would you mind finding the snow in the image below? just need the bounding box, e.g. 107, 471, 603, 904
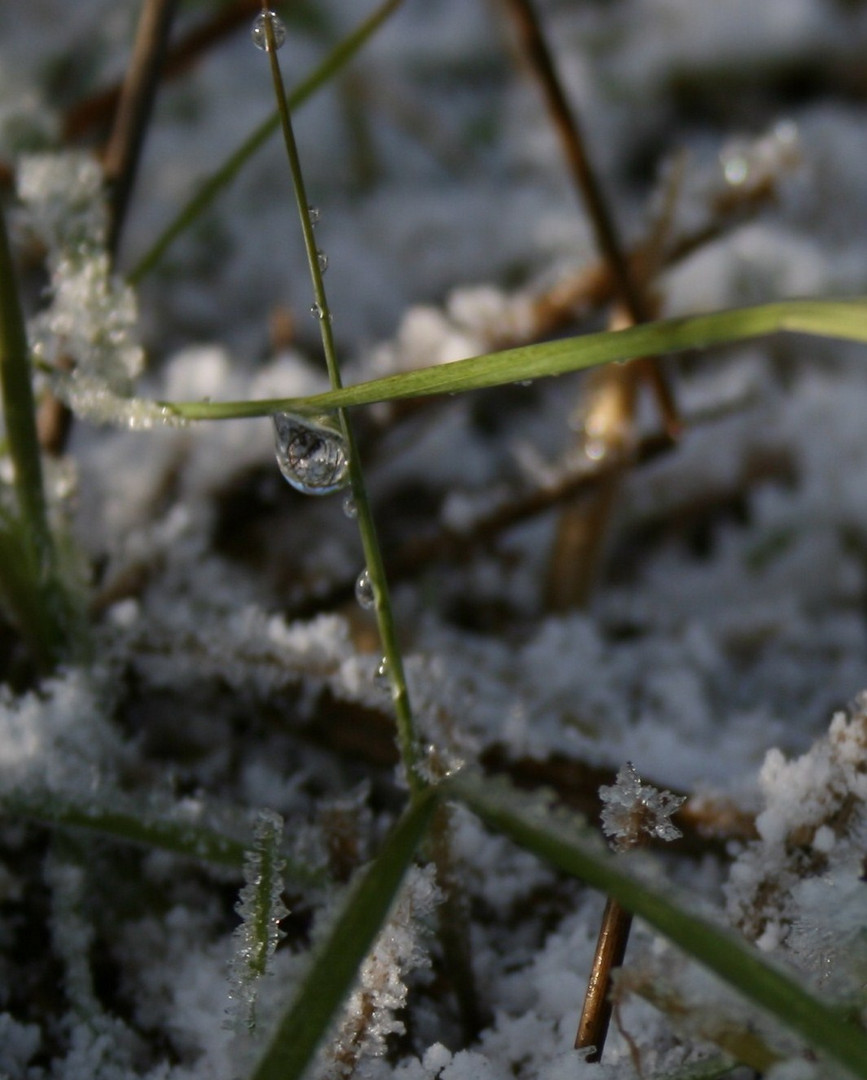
3, 0, 867, 1076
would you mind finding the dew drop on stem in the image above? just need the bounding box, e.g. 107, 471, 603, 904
317, 250, 328, 274
342, 493, 357, 519
355, 568, 375, 610
251, 11, 286, 51
308, 205, 321, 225
273, 413, 349, 495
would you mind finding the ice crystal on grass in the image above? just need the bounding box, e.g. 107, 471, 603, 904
17, 151, 107, 252
228, 809, 289, 1032
324, 865, 440, 1078
600, 763, 686, 852
51, 372, 188, 430
17, 152, 146, 423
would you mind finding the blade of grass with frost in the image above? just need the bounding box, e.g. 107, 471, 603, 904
163, 297, 867, 420
250, 788, 437, 1080
127, 0, 407, 284
3, 786, 322, 882
448, 772, 867, 1079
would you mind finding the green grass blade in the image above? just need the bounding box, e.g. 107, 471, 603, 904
0, 202, 75, 669
127, 0, 406, 284
447, 771, 867, 1078
162, 297, 867, 421
250, 789, 438, 1080
3, 785, 323, 883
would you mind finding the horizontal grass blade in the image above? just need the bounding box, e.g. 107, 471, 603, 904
250, 789, 438, 1080
128, 0, 406, 284
162, 297, 867, 421
4, 787, 321, 882
447, 771, 867, 1078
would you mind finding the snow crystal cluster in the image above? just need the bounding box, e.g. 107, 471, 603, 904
599, 762, 686, 851
726, 699, 867, 1003
16, 152, 180, 429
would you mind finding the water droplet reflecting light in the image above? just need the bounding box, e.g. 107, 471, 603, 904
355, 568, 375, 610
273, 413, 349, 495
251, 11, 286, 51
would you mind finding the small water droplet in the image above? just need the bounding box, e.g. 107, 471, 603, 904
515, 379, 533, 388
251, 11, 286, 51
342, 493, 357, 519
310, 302, 323, 319
308, 205, 321, 225
375, 656, 389, 685
273, 412, 349, 495
355, 568, 375, 610
722, 154, 749, 186
317, 250, 328, 273
583, 436, 607, 462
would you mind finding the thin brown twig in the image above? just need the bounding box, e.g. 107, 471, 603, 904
63, 0, 262, 142
497, 0, 680, 438
575, 898, 633, 1059
102, 0, 180, 259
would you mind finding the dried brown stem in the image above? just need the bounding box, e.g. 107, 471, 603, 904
102, 0, 179, 259
497, 0, 679, 438
63, 0, 262, 142
575, 897, 633, 1059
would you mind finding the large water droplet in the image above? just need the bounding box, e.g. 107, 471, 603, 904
273, 413, 349, 495
355, 568, 375, 610
251, 11, 286, 51
316, 250, 328, 274
308, 205, 321, 225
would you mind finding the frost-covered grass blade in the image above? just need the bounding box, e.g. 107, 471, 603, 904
2, 785, 322, 882
250, 789, 437, 1080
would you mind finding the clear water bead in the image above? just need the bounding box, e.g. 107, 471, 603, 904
308, 205, 321, 225
251, 11, 286, 51
355, 568, 375, 610
273, 412, 349, 495
317, 250, 328, 273
342, 493, 357, 519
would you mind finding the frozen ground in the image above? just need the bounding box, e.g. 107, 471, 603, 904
2, 1, 867, 1077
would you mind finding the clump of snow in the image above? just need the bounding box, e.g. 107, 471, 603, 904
725, 699, 867, 1000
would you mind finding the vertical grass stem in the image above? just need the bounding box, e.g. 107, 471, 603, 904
0, 199, 70, 668
261, 8, 423, 798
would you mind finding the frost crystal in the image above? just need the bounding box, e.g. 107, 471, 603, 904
17, 151, 147, 422
326, 865, 440, 1074
599, 762, 686, 851
228, 809, 289, 1032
